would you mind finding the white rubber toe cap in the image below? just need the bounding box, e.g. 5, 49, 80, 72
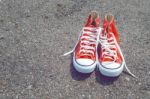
102, 62, 121, 69
99, 62, 124, 77
76, 59, 94, 66
73, 58, 96, 73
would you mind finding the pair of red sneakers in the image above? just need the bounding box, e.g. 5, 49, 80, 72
63, 11, 136, 78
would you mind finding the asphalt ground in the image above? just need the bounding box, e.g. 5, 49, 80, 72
0, 0, 150, 99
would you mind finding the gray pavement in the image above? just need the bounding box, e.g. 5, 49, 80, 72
0, 0, 150, 99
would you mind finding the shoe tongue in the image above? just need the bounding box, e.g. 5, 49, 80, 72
103, 26, 112, 37
102, 32, 112, 41
87, 24, 95, 28
102, 30, 108, 37
103, 57, 114, 62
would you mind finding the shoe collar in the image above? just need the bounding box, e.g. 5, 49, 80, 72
85, 11, 100, 28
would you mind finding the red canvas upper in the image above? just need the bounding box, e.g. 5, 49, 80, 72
99, 15, 123, 64
75, 12, 100, 61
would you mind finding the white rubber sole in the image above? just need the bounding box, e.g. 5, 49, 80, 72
98, 62, 124, 77
73, 56, 97, 73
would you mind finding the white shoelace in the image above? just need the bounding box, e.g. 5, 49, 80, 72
100, 35, 117, 63
99, 33, 137, 78
63, 27, 100, 57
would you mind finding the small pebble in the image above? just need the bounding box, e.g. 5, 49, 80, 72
138, 83, 142, 85
125, 77, 130, 81
26, 85, 32, 89
82, 94, 85, 97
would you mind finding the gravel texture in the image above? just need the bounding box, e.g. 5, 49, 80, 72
0, 0, 150, 99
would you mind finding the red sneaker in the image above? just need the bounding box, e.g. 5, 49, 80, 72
63, 11, 101, 73
98, 14, 136, 77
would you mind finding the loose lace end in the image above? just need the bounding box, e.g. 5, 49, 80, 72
61, 50, 74, 56
125, 64, 137, 79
